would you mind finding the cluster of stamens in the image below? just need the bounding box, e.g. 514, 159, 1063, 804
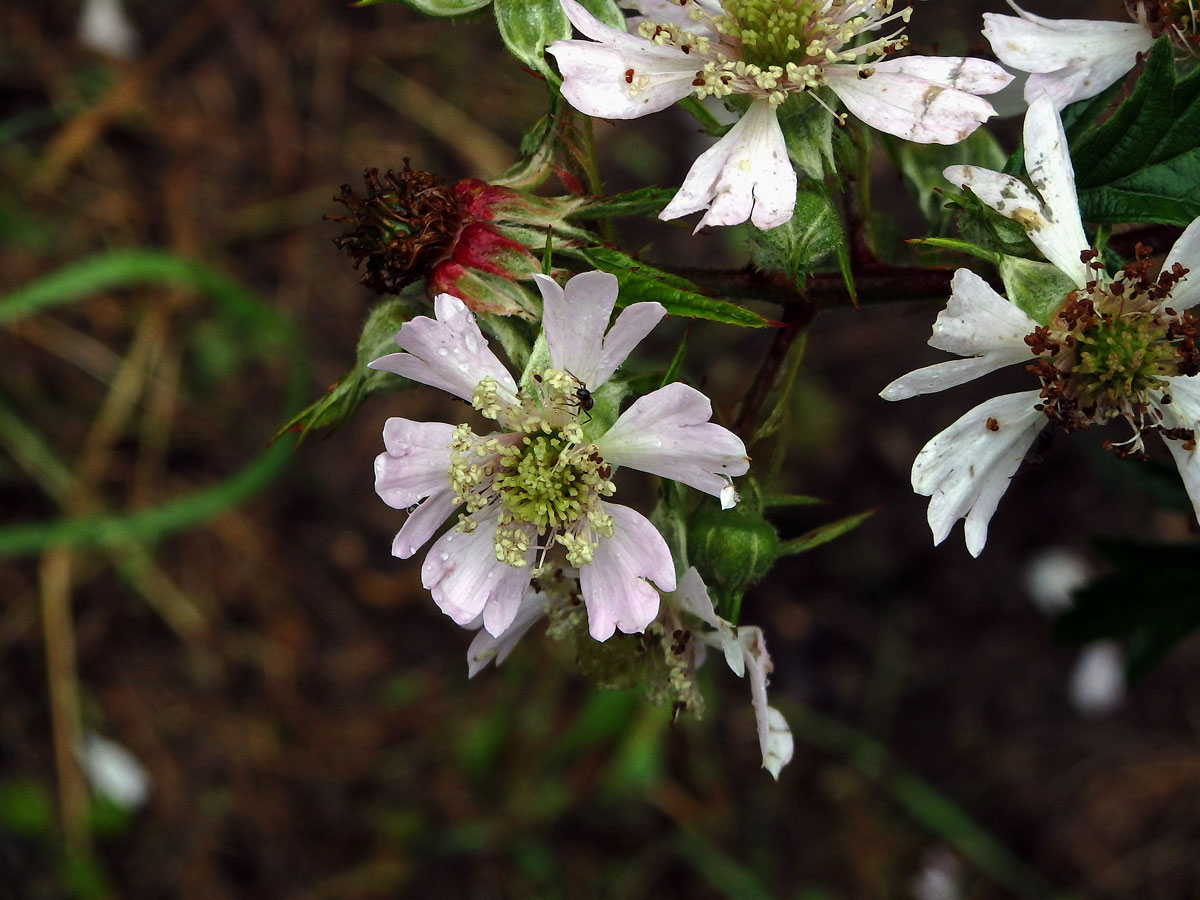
330, 163, 467, 294
1128, 1, 1200, 53
1023, 247, 1197, 458
632, 0, 911, 108
447, 371, 616, 572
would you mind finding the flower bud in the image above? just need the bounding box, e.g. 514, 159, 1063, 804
687, 499, 778, 621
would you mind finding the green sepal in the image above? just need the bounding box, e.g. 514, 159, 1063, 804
574, 0, 624, 27
944, 188, 1041, 261
273, 296, 422, 444
575, 247, 770, 327
911, 237, 1003, 267
351, 0, 490, 12
748, 179, 852, 297
776, 508, 874, 557
574, 186, 679, 220
494, 0, 570, 82
779, 93, 836, 181
998, 255, 1077, 325
493, 94, 565, 191
687, 497, 780, 624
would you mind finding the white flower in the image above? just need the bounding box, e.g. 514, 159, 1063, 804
982, 1, 1157, 111
882, 96, 1200, 556
677, 568, 793, 778
547, 0, 1010, 231
371, 271, 750, 640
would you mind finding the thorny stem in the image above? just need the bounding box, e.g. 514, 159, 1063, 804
732, 298, 815, 439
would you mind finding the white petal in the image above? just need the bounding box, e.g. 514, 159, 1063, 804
391, 491, 456, 560
738, 627, 792, 779
467, 589, 548, 678
1162, 216, 1200, 311
676, 567, 743, 675
421, 512, 532, 632
596, 382, 749, 498
865, 56, 1012, 95
549, 39, 699, 119
1022, 95, 1090, 286
660, 100, 796, 231
825, 62, 1000, 145
881, 269, 1036, 400
1024, 60, 1135, 111
1159, 376, 1200, 523
592, 302, 667, 388
368, 294, 518, 405
77, 733, 150, 810
580, 503, 674, 640
983, 6, 1151, 75
912, 391, 1045, 557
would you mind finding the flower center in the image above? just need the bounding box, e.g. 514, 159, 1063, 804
635, 0, 909, 106
1024, 248, 1198, 456
1129, 0, 1200, 51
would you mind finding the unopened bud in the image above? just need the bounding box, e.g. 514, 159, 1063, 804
688, 499, 778, 621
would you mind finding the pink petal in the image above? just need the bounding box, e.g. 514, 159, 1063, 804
596, 382, 749, 499
374, 418, 456, 509
580, 503, 674, 640
368, 293, 518, 405
677, 567, 743, 676
660, 99, 796, 231
737, 627, 792, 779
421, 511, 532, 632
390, 492, 456, 560
467, 588, 547, 677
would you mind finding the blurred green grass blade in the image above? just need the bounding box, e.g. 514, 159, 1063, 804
0, 249, 305, 557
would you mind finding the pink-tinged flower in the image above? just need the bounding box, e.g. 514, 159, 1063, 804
372, 271, 750, 640
676, 568, 793, 778
547, 0, 1011, 231
982, 1, 1196, 111
882, 96, 1200, 556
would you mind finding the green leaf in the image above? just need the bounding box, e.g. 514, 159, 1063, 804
998, 255, 1077, 325
748, 179, 850, 290
273, 296, 422, 444
351, 0, 490, 12
1071, 39, 1200, 226
890, 127, 1007, 228
493, 0, 570, 81
763, 494, 825, 507
777, 508, 874, 557
575, 0, 624, 27
575, 185, 678, 220
576, 247, 770, 327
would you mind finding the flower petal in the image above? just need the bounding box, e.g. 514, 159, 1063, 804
660, 99, 796, 231
912, 391, 1045, 557
596, 382, 749, 499
825, 60, 1002, 145
467, 589, 548, 678
369, 293, 518, 405
983, 4, 1152, 77
580, 502, 674, 640
676, 567, 743, 675
1158, 377, 1200, 523
1162, 216, 1200, 311
1022, 95, 1090, 286
391, 491, 456, 561
548, 0, 697, 120
538, 270, 664, 389
865, 56, 1012, 95
881, 269, 1036, 400
738, 626, 792, 779
421, 511, 532, 633
374, 418, 455, 510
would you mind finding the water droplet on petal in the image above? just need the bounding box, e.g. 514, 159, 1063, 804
440, 552, 450, 561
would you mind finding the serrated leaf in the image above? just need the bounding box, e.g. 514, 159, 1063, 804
999, 255, 1076, 325
776, 508, 874, 557
1070, 39, 1200, 226
273, 297, 421, 444
352, 0, 490, 12
576, 247, 770, 327
494, 0, 570, 81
